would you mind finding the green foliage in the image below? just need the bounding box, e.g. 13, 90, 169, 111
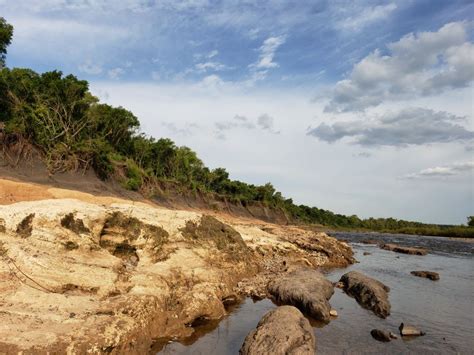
468, 216, 474, 227
0, 17, 13, 68
1, 21, 471, 238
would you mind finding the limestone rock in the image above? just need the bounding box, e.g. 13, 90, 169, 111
339, 271, 391, 318
268, 268, 334, 322
240, 306, 316, 355
410, 271, 440, 280
381, 243, 427, 255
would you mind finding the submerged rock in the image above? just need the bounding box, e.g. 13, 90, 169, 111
240, 306, 316, 355
381, 243, 427, 255
410, 271, 440, 281
339, 271, 391, 318
370, 329, 391, 342
399, 323, 426, 336
267, 268, 334, 322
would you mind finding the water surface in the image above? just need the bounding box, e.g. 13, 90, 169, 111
158, 234, 474, 354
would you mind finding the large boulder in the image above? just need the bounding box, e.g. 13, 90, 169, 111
381, 243, 427, 255
339, 271, 391, 318
267, 268, 334, 323
240, 306, 316, 355
410, 271, 440, 281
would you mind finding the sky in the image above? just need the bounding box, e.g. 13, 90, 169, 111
1, 0, 473, 224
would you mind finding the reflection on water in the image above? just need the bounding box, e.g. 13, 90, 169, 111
157, 235, 474, 354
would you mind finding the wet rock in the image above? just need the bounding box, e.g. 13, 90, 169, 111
370, 329, 391, 342
329, 309, 338, 317
410, 271, 440, 281
240, 306, 316, 355
267, 268, 334, 323
339, 271, 391, 318
399, 323, 426, 336
381, 243, 427, 255
363, 252, 371, 256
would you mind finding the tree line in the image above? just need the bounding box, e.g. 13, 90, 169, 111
0, 18, 472, 237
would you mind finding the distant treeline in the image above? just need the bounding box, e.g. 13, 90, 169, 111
1, 18, 472, 237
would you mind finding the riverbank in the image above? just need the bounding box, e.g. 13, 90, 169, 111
0, 178, 353, 353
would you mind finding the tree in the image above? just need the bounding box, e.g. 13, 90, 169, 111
0, 17, 13, 68
468, 216, 474, 227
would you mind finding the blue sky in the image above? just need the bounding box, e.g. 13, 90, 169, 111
2, 0, 473, 224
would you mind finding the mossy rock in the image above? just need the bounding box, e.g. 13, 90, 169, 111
0, 218, 6, 233
181, 215, 249, 257
100, 211, 169, 264
61, 213, 90, 234
16, 213, 34, 238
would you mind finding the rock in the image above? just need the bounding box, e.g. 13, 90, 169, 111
334, 281, 344, 289
370, 329, 391, 342
361, 239, 379, 245
240, 306, 316, 355
389, 332, 398, 339
399, 323, 426, 336
410, 271, 440, 281
363, 252, 371, 256
267, 269, 334, 323
329, 309, 338, 317
381, 243, 427, 255
339, 271, 391, 318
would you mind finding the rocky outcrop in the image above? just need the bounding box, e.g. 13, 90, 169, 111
410, 271, 440, 280
339, 271, 391, 318
381, 243, 427, 255
240, 306, 316, 355
0, 200, 254, 354
0, 188, 353, 354
267, 268, 334, 322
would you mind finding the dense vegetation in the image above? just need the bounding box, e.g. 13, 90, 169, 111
0, 18, 472, 237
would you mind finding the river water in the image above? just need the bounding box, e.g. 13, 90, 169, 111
157, 233, 474, 354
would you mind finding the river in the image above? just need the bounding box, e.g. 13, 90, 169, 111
157, 233, 474, 354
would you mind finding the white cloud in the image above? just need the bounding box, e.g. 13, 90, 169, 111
215, 113, 280, 139
402, 161, 474, 179
308, 108, 474, 146
339, 3, 397, 31
207, 49, 218, 58
325, 22, 474, 112
195, 61, 228, 72
162, 122, 199, 136
257, 114, 280, 134
108, 67, 125, 79
251, 35, 286, 70
78, 60, 102, 75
